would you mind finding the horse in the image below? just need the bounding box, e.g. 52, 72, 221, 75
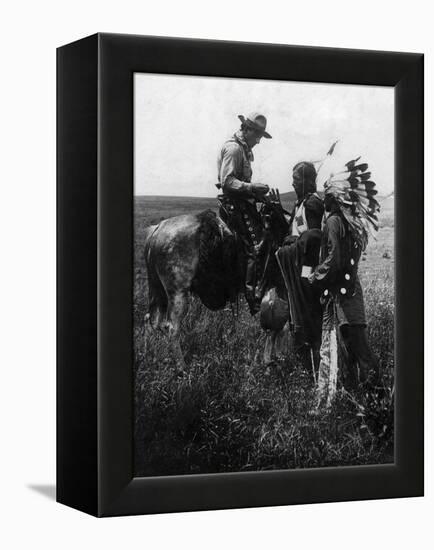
142, 197, 289, 365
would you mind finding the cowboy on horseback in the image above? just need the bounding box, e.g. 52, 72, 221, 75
216, 112, 273, 314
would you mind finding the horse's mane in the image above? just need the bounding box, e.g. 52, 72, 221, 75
191, 203, 290, 313
191, 210, 239, 310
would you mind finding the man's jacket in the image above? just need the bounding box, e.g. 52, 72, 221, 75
217, 131, 255, 198
312, 212, 366, 327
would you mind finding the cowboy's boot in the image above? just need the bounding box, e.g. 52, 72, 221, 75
253, 230, 272, 307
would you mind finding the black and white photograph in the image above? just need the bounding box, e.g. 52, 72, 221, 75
133, 73, 395, 477
1, 0, 430, 541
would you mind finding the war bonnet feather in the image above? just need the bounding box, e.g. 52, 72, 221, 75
313, 143, 381, 251
324, 156, 380, 250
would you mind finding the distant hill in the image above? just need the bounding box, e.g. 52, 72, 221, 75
135, 192, 298, 224
135, 191, 394, 227
136, 192, 297, 204
275, 191, 296, 211
135, 195, 219, 225
278, 191, 296, 202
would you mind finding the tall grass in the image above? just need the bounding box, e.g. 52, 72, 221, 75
134, 200, 395, 477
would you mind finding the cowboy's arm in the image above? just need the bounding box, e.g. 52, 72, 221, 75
219, 143, 255, 197
309, 216, 342, 284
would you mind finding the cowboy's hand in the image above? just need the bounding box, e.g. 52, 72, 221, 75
252, 183, 269, 197
268, 188, 281, 205
307, 273, 316, 285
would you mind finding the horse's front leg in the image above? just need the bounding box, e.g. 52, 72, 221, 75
274, 324, 289, 360
263, 326, 288, 364
263, 330, 277, 364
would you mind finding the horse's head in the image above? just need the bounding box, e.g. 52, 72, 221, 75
260, 190, 290, 248
255, 191, 291, 293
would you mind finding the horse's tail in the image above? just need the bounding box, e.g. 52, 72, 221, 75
141, 223, 161, 296
142, 223, 159, 263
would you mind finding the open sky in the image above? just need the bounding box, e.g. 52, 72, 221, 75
134, 73, 394, 197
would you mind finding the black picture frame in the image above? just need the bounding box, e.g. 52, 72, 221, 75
57, 33, 424, 517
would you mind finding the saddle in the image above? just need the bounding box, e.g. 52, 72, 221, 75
217, 194, 275, 314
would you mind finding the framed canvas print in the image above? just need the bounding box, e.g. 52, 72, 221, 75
57, 33, 423, 516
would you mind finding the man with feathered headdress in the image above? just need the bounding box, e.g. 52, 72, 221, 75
308, 156, 380, 408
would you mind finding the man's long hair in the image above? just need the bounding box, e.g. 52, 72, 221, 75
293, 161, 317, 197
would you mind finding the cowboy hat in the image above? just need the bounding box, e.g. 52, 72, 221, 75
238, 112, 272, 139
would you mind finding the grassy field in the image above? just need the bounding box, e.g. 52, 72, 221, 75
134, 194, 395, 477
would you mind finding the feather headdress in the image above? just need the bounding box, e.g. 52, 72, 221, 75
323, 156, 380, 250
